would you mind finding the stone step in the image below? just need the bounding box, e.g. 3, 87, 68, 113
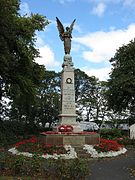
73, 146, 91, 158
77, 153, 91, 158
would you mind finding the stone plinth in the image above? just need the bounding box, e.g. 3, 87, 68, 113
57, 55, 82, 132
39, 132, 100, 146
60, 55, 76, 124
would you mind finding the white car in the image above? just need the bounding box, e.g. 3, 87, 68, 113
79, 122, 99, 131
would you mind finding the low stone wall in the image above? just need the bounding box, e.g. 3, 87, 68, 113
39, 132, 100, 146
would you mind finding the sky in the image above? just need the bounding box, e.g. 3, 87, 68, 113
20, 0, 135, 81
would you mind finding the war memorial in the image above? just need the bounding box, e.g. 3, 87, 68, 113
40, 18, 99, 146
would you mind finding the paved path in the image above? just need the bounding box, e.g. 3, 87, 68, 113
86, 148, 135, 180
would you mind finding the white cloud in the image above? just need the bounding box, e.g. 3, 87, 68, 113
35, 35, 60, 69
56, 0, 75, 4
82, 66, 111, 81
89, 0, 135, 17
123, 0, 135, 6
20, 2, 31, 16
35, 45, 60, 69
36, 35, 45, 47
74, 24, 82, 33
72, 43, 82, 52
88, 0, 125, 4
74, 24, 135, 63
92, 2, 106, 17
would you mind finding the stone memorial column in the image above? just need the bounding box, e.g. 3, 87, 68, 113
58, 54, 81, 132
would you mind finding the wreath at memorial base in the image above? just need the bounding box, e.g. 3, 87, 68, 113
58, 124, 73, 132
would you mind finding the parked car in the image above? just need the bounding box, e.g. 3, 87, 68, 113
118, 124, 129, 130
79, 122, 99, 132
100, 124, 113, 129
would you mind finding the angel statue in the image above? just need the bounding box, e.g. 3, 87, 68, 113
56, 17, 76, 54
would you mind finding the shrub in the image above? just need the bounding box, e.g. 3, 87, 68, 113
117, 137, 135, 146
94, 138, 123, 153
0, 120, 45, 147
0, 151, 7, 171
100, 128, 122, 139
15, 137, 67, 155
0, 130, 18, 147
6, 154, 43, 176
42, 158, 90, 180
0, 152, 90, 179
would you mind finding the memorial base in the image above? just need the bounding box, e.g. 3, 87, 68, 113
39, 132, 100, 146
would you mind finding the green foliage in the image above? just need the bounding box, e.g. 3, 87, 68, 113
0, 121, 19, 147
0, 0, 49, 121
0, 152, 90, 179
94, 138, 123, 153
0, 131, 18, 147
100, 128, 123, 139
107, 40, 135, 112
16, 137, 67, 155
42, 158, 90, 180
34, 70, 61, 127
0, 151, 9, 172
0, 120, 44, 147
75, 69, 108, 122
6, 154, 43, 176
9, 70, 61, 128
117, 137, 135, 146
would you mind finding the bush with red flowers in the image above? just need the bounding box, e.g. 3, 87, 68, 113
94, 138, 123, 153
15, 137, 67, 155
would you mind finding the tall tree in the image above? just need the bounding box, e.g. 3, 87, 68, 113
75, 69, 99, 121
0, 0, 49, 120
107, 40, 135, 113
35, 70, 61, 127
9, 70, 61, 127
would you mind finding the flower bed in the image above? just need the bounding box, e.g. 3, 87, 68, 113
83, 138, 127, 158
8, 137, 127, 159
8, 145, 77, 159
83, 145, 127, 158
15, 136, 67, 155
9, 136, 77, 159
94, 138, 123, 153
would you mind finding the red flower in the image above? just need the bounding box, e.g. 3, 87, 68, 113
94, 138, 123, 153
58, 124, 73, 132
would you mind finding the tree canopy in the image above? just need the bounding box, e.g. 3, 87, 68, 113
0, 0, 49, 120
107, 40, 135, 113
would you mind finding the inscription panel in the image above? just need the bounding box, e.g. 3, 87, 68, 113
63, 136, 85, 145
63, 95, 74, 101
63, 88, 74, 93
61, 69, 76, 116
62, 102, 75, 114
63, 103, 75, 108
62, 86, 75, 113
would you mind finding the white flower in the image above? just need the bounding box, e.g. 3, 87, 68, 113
83, 145, 127, 158
8, 144, 127, 159
8, 145, 77, 159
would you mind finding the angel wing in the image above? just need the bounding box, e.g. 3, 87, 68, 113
69, 19, 76, 33
56, 17, 65, 41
